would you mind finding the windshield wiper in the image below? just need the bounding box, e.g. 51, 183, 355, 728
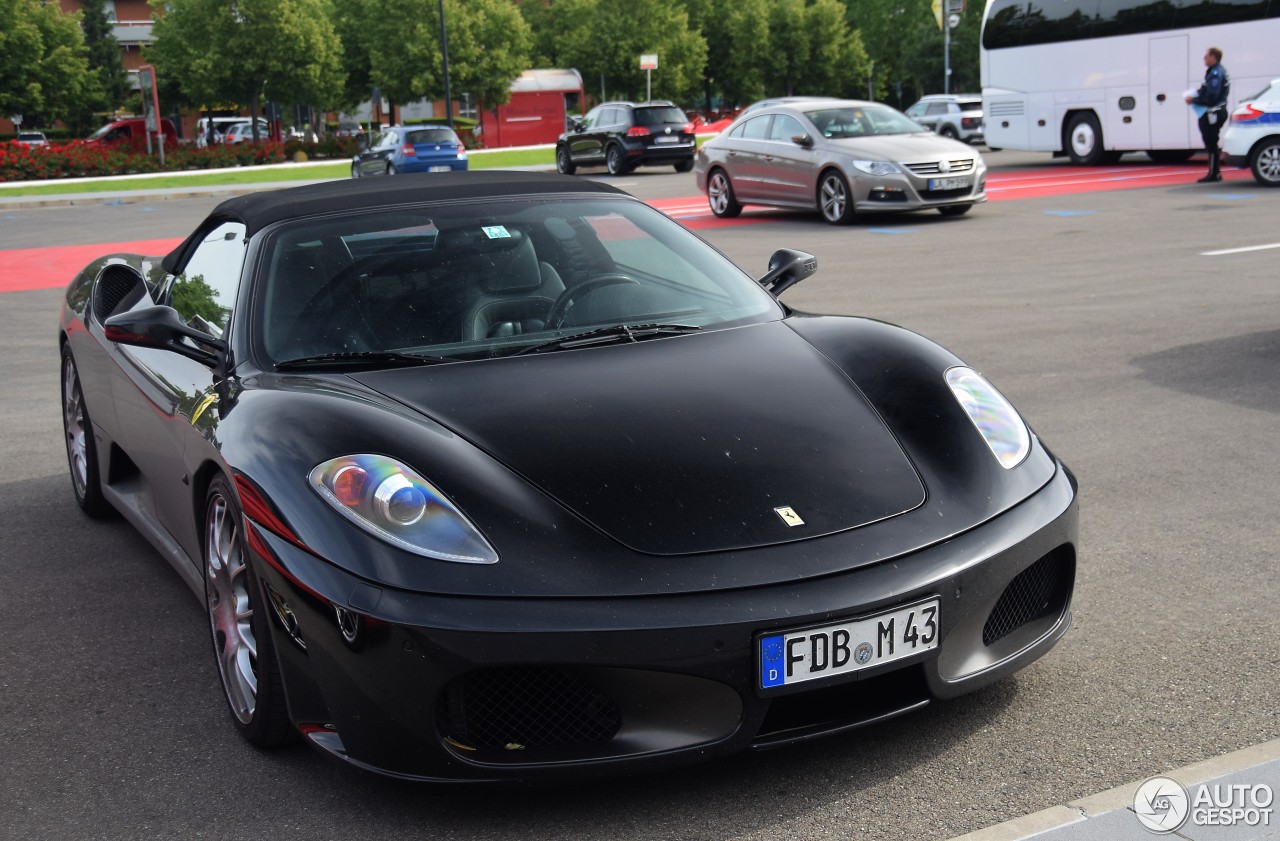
515, 323, 701, 356
274, 350, 452, 370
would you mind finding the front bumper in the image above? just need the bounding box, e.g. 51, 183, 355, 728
249, 463, 1077, 782
853, 160, 988, 212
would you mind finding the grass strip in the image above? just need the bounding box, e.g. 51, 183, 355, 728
0, 146, 557, 197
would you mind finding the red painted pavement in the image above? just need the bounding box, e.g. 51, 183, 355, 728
1, 238, 181, 294
1, 163, 1253, 294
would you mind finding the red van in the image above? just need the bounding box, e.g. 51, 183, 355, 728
82, 117, 178, 148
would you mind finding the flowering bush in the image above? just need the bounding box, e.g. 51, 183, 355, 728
0, 139, 287, 182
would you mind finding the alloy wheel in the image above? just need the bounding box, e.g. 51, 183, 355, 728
62, 355, 89, 499
206, 491, 258, 725
820, 175, 848, 222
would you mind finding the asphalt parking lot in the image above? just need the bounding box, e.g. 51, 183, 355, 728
2, 155, 1277, 840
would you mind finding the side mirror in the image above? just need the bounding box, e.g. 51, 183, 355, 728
756, 249, 817, 297
104, 305, 226, 368
792, 133, 814, 148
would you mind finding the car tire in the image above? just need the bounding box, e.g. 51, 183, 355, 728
707, 168, 742, 218
606, 145, 630, 176
385, 163, 397, 176
817, 169, 856, 225
939, 125, 960, 140
61, 346, 111, 518
556, 146, 576, 175
204, 474, 293, 747
674, 159, 694, 173
1065, 112, 1106, 165
938, 204, 973, 217
1146, 149, 1194, 164
1250, 138, 1280, 186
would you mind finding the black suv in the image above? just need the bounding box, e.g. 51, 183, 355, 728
556, 101, 696, 175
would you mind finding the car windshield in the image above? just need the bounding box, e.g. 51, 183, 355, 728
805, 105, 927, 138
634, 106, 688, 126
18, 133, 44, 141
406, 128, 458, 145
256, 197, 782, 365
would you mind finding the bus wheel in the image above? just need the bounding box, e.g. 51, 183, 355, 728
1065, 113, 1105, 165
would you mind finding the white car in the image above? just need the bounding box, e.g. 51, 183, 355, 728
1222, 78, 1280, 186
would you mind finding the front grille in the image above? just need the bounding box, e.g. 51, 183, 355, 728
983, 549, 1074, 646
920, 187, 974, 200
904, 158, 975, 176
437, 666, 622, 750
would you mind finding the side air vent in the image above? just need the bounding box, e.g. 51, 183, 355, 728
93, 266, 146, 321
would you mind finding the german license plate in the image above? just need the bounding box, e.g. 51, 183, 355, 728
759, 599, 939, 689
429, 165, 452, 172
655, 136, 680, 144
928, 176, 970, 190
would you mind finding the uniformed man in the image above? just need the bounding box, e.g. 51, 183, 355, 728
1186, 47, 1230, 183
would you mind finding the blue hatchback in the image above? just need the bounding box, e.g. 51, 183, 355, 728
351, 126, 468, 177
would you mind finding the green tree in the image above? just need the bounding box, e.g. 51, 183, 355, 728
339, 0, 530, 115
0, 0, 98, 128
77, 0, 130, 132
845, 0, 979, 107
551, 0, 706, 104
680, 0, 769, 112
147, 0, 344, 141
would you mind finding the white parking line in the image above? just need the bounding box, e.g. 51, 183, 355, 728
1201, 242, 1280, 256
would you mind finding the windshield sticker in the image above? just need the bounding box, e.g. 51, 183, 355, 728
482, 226, 511, 239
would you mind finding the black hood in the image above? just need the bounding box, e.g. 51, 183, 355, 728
352, 322, 925, 556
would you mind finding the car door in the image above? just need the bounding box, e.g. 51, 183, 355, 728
758, 114, 816, 205
357, 130, 394, 175
106, 220, 248, 562
723, 115, 774, 201
570, 107, 606, 163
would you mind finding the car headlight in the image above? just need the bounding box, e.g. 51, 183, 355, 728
850, 160, 901, 176
309, 455, 498, 563
945, 367, 1030, 469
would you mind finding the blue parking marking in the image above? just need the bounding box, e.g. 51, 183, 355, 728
1044, 210, 1096, 217
760, 634, 785, 688
865, 228, 917, 234
1206, 193, 1257, 200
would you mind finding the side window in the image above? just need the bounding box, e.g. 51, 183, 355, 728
926, 102, 949, 116
581, 107, 601, 129
768, 115, 806, 142
906, 103, 925, 117
601, 108, 621, 126
168, 221, 247, 338
741, 116, 771, 140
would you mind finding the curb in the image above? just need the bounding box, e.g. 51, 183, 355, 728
947, 738, 1280, 841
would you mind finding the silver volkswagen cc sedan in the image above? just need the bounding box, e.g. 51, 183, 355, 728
695, 99, 988, 224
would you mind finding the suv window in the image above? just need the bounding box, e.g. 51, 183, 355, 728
599, 108, 622, 126
633, 106, 688, 126
957, 100, 983, 112
926, 102, 949, 116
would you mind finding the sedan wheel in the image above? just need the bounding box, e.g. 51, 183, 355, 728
818, 170, 855, 225
61, 347, 110, 517
386, 163, 397, 176
1251, 139, 1280, 186
205, 475, 292, 745
707, 169, 742, 218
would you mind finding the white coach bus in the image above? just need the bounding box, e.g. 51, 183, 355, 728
980, 0, 1280, 163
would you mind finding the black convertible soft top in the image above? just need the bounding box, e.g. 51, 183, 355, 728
162, 171, 627, 273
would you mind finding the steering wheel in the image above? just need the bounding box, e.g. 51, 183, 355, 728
290, 260, 388, 353
545, 272, 641, 329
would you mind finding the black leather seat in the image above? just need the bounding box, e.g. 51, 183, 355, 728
435, 227, 566, 341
